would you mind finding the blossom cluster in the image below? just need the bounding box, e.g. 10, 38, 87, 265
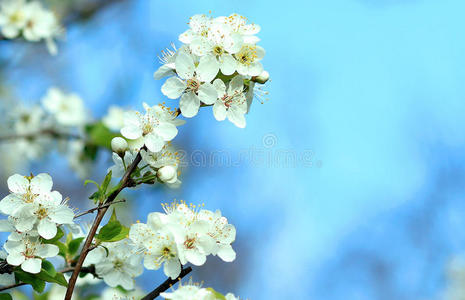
0, 173, 75, 273
0, 0, 63, 54
157, 13, 267, 128
161, 281, 239, 300
0, 88, 90, 178
129, 201, 236, 279
109, 102, 184, 187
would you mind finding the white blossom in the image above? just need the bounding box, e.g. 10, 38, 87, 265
235, 44, 265, 76
103, 106, 126, 131
4, 234, 58, 274
108, 151, 139, 178
212, 76, 247, 128
85, 240, 143, 290
121, 103, 184, 153
0, 0, 26, 39
161, 52, 218, 118
42, 88, 87, 127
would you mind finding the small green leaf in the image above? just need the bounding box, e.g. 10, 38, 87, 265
0, 294, 13, 300
105, 225, 129, 242
41, 260, 56, 276
96, 221, 122, 242
84, 179, 99, 187
101, 170, 112, 194
68, 237, 85, 256
206, 288, 227, 300
15, 270, 46, 293
86, 122, 120, 149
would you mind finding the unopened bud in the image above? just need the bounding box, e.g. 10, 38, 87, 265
252, 70, 269, 84
157, 165, 177, 183
111, 137, 128, 155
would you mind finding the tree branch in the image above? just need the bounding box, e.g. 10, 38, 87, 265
141, 267, 193, 300
64, 150, 143, 300
0, 128, 83, 142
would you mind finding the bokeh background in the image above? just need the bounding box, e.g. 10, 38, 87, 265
2, 0, 465, 299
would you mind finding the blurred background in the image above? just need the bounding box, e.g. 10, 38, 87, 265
1, 0, 465, 299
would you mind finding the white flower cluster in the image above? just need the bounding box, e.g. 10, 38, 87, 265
161, 282, 239, 300
0, 173, 75, 273
0, 88, 90, 178
129, 201, 236, 280
109, 103, 183, 187
0, 0, 63, 55
157, 13, 267, 128
85, 240, 143, 290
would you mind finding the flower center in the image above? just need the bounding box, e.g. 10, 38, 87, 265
113, 259, 124, 270
35, 206, 48, 219
213, 45, 224, 56
236, 45, 258, 66
186, 78, 200, 93
184, 237, 196, 249
9, 11, 23, 24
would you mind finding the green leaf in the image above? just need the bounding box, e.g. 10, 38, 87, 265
68, 237, 85, 256
41, 260, 56, 276
95, 221, 122, 242
0, 294, 13, 300
84, 179, 99, 187
206, 288, 227, 300
95, 210, 129, 242
15, 270, 46, 293
101, 170, 112, 194
86, 122, 120, 149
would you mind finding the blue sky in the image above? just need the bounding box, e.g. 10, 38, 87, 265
2, 0, 465, 299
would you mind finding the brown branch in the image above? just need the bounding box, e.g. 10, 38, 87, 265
64, 150, 143, 300
141, 266, 193, 300
0, 128, 83, 142
0, 266, 95, 292
73, 198, 126, 219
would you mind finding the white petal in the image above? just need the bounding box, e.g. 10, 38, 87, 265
121, 125, 143, 140
144, 133, 165, 153
7, 174, 28, 194
21, 258, 42, 274
175, 52, 195, 80
154, 64, 175, 80
164, 259, 181, 279
197, 83, 218, 105
154, 123, 178, 141
190, 37, 212, 56
213, 101, 227, 121
30, 173, 53, 194
49, 206, 74, 224
0, 194, 22, 215
161, 77, 186, 99
228, 75, 245, 94
217, 244, 236, 262
6, 252, 25, 266
185, 250, 206, 266
196, 55, 219, 83
38, 218, 57, 240
103, 271, 123, 288
220, 54, 237, 76
36, 244, 59, 258
248, 62, 264, 76
212, 79, 226, 95
179, 92, 200, 118
227, 108, 246, 128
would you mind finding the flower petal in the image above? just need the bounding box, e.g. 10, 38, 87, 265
179, 92, 200, 118
30, 173, 53, 194
7, 174, 28, 194
144, 133, 165, 153
38, 218, 57, 240
213, 100, 227, 121
175, 52, 195, 80
21, 258, 42, 274
197, 83, 218, 105
196, 55, 219, 83
161, 77, 186, 99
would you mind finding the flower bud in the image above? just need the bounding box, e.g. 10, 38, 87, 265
252, 70, 269, 84
111, 137, 128, 155
157, 165, 177, 183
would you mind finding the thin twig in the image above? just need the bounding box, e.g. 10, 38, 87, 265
141, 267, 193, 300
73, 199, 126, 219
0, 266, 95, 292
